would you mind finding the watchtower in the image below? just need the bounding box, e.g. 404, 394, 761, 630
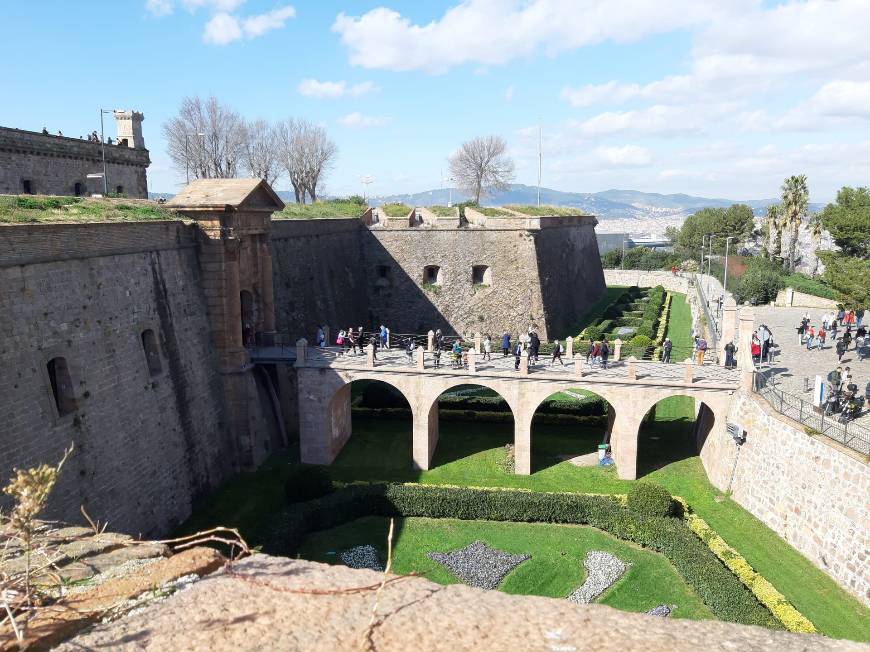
113, 110, 145, 149
167, 178, 285, 467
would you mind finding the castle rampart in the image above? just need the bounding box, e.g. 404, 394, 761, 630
0, 125, 150, 198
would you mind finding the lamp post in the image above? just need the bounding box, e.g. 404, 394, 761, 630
621, 236, 626, 270
360, 175, 374, 202
99, 109, 113, 196
723, 236, 734, 299
442, 175, 455, 207
707, 235, 715, 300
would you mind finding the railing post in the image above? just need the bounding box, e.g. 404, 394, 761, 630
366, 343, 375, 368
683, 359, 694, 385
574, 357, 583, 378
427, 330, 434, 352
474, 332, 482, 354
295, 337, 307, 364
416, 345, 425, 370
627, 355, 637, 380
520, 350, 529, 376
566, 335, 573, 360
613, 338, 622, 362
468, 349, 477, 373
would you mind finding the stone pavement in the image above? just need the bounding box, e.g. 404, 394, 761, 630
57, 556, 865, 652
754, 305, 869, 425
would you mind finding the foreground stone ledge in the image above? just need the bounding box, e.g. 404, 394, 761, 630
59, 556, 864, 652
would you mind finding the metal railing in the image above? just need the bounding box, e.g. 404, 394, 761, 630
754, 369, 869, 456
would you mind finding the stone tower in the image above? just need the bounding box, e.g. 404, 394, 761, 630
166, 178, 285, 469
113, 110, 145, 149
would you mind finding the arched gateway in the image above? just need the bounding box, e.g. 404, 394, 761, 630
295, 343, 741, 480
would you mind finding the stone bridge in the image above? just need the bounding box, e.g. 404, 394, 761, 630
290, 336, 749, 480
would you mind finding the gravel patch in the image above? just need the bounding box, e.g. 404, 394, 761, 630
645, 605, 672, 617
428, 540, 530, 590
340, 545, 384, 572
567, 551, 628, 604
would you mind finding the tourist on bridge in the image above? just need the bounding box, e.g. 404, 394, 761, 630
590, 341, 601, 367
694, 336, 708, 365
434, 328, 445, 351
370, 331, 379, 360
347, 326, 358, 354
513, 341, 522, 370
483, 334, 492, 361
501, 332, 510, 356
758, 325, 772, 361
586, 337, 595, 363
662, 337, 673, 363
379, 324, 389, 348
751, 335, 761, 363
315, 326, 325, 348
336, 329, 347, 355
433, 337, 442, 369
551, 340, 563, 365
600, 340, 610, 369
724, 340, 736, 368
452, 340, 463, 368
405, 336, 415, 363
529, 330, 540, 364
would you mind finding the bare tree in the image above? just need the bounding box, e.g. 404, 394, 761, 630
275, 119, 337, 203
448, 135, 515, 204
163, 96, 246, 181
242, 119, 281, 185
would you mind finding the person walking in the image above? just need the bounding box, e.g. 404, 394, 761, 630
751, 336, 761, 363
405, 336, 415, 363
551, 340, 564, 365
379, 324, 388, 349
586, 337, 594, 363
796, 320, 805, 345
514, 341, 522, 370
831, 319, 839, 340
836, 338, 846, 363
857, 308, 864, 328
817, 327, 826, 350
590, 341, 601, 367
501, 331, 511, 357
842, 329, 852, 351
724, 340, 736, 368
805, 326, 815, 351
347, 326, 358, 354
759, 325, 772, 362
483, 334, 492, 361
315, 325, 325, 349
529, 330, 540, 364
695, 337, 708, 365
662, 337, 673, 363
433, 337, 442, 369
600, 339, 610, 369
452, 340, 463, 368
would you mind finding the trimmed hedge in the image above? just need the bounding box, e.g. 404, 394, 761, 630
627, 482, 676, 518
266, 483, 779, 629
351, 406, 607, 426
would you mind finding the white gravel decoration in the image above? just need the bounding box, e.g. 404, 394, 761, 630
428, 540, 530, 590
645, 605, 672, 617
340, 545, 384, 571
567, 551, 628, 604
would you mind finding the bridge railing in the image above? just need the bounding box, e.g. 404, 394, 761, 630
754, 368, 869, 456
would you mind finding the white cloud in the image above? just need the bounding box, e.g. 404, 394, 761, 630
182, 0, 246, 11
570, 105, 715, 138
332, 1, 713, 73
595, 145, 652, 167
242, 6, 296, 39
145, 0, 173, 16
505, 85, 514, 102
337, 112, 390, 128
298, 79, 378, 99
203, 12, 242, 44
202, 5, 295, 44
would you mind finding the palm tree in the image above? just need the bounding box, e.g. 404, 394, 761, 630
763, 204, 782, 261
807, 212, 824, 277
780, 174, 809, 272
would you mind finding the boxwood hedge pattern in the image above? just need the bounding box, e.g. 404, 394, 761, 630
578, 285, 668, 359
264, 483, 779, 629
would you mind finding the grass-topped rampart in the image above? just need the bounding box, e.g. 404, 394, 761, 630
276, 197, 367, 219
504, 204, 585, 216
0, 195, 179, 224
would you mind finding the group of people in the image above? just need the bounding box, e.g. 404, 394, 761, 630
796, 310, 867, 363
825, 365, 868, 422
42, 127, 116, 145
749, 324, 773, 364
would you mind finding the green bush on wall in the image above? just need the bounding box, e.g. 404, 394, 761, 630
627, 482, 676, 518
265, 483, 779, 629
634, 324, 654, 339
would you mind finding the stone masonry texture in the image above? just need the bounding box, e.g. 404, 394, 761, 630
0, 221, 232, 537
59, 556, 866, 651
702, 390, 869, 605
0, 127, 150, 198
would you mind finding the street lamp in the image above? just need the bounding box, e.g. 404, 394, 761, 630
442, 175, 455, 207
621, 236, 627, 270
99, 109, 113, 196
360, 175, 374, 202
184, 132, 205, 184
706, 235, 715, 300
723, 236, 735, 299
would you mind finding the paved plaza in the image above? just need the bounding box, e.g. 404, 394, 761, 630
754, 305, 869, 426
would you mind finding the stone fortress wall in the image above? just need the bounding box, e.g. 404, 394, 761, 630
0, 113, 150, 198
0, 221, 233, 536
702, 390, 869, 606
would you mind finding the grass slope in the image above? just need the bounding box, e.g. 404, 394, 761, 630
276, 199, 365, 219
0, 195, 178, 224
299, 516, 713, 620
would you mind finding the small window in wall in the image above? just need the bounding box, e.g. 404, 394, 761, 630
47, 357, 76, 416
141, 329, 163, 377
74, 182, 83, 197
472, 265, 492, 286
115, 185, 124, 195
22, 179, 33, 194
423, 265, 442, 285
376, 265, 392, 288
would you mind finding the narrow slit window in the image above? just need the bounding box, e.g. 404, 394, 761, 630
141, 329, 163, 376
47, 357, 76, 416
472, 265, 492, 285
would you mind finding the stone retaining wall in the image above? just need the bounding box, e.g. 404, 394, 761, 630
774, 287, 839, 309
702, 390, 869, 604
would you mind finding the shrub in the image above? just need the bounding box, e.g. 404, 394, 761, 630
628, 334, 652, 348
634, 324, 654, 339
627, 483, 676, 518
582, 326, 602, 341
733, 268, 783, 305
266, 483, 779, 629
284, 465, 335, 503
16, 196, 80, 210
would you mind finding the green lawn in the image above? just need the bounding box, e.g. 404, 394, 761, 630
299, 516, 713, 620
665, 291, 696, 360
275, 198, 366, 219
504, 204, 586, 216
562, 285, 627, 339
0, 195, 179, 224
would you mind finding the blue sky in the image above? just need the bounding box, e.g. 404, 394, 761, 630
2, 1, 869, 201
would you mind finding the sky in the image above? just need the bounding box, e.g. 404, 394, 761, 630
2, 0, 869, 202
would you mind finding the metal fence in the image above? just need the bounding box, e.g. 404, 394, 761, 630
754, 369, 869, 456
